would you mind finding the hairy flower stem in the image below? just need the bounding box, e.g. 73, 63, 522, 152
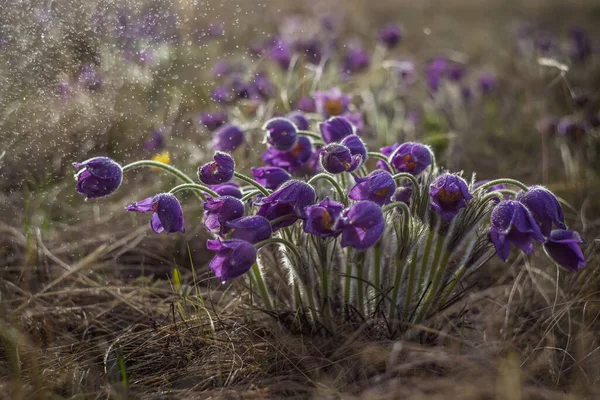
356, 251, 367, 317
168, 183, 219, 199
438, 265, 467, 309
373, 244, 382, 300
367, 152, 393, 172
418, 230, 435, 296
474, 178, 529, 193
307, 173, 347, 205
254, 238, 301, 259
319, 242, 333, 329
297, 130, 324, 141
241, 189, 263, 202
403, 255, 419, 321
250, 262, 272, 310
233, 172, 270, 196
416, 239, 452, 323
388, 256, 405, 321
391, 172, 421, 199
344, 248, 353, 307
382, 201, 412, 233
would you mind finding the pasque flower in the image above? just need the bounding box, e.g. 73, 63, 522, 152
210, 182, 242, 199
319, 116, 356, 144
198, 152, 235, 185
144, 128, 166, 152
320, 143, 362, 174
256, 180, 316, 229
490, 200, 545, 261
336, 201, 385, 249
287, 111, 309, 130
341, 134, 367, 163
251, 166, 291, 190
226, 215, 272, 244
315, 88, 351, 117
377, 143, 400, 172
211, 124, 245, 152
197, 110, 228, 131
349, 169, 396, 206
73, 157, 123, 199
203, 196, 245, 236
262, 136, 313, 173
304, 198, 344, 238
389, 142, 432, 175
515, 186, 566, 237
207, 238, 257, 282
263, 117, 298, 151
125, 193, 185, 234
429, 174, 473, 221
544, 230, 586, 272
378, 24, 402, 48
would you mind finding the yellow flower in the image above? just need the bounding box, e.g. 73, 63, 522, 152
151, 151, 170, 170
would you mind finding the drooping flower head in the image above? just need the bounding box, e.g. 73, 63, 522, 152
251, 166, 291, 190
262, 136, 314, 173
303, 198, 344, 238
378, 24, 402, 48
319, 116, 356, 144
389, 142, 432, 175
336, 201, 385, 249
211, 124, 245, 152
429, 174, 473, 221
515, 186, 566, 237
203, 196, 245, 236
125, 193, 185, 234
341, 134, 367, 162
210, 182, 242, 199
197, 110, 228, 132
314, 88, 351, 117
320, 143, 362, 174
490, 200, 545, 261
287, 111, 310, 131
207, 238, 257, 282
226, 216, 272, 244
256, 179, 316, 229
73, 157, 123, 199
263, 117, 298, 151
377, 143, 400, 172
544, 230, 586, 272
349, 169, 396, 206
198, 152, 235, 185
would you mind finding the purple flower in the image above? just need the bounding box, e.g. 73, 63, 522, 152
256, 180, 316, 229
198, 152, 235, 185
341, 134, 367, 162
207, 238, 257, 282
429, 174, 473, 221
570, 28, 591, 63
448, 63, 466, 81
251, 167, 291, 190
515, 186, 566, 237
378, 143, 400, 172
490, 200, 545, 261
557, 117, 587, 139
392, 184, 413, 205
73, 157, 123, 199
473, 180, 509, 203
203, 196, 245, 236
389, 142, 432, 175
349, 169, 396, 206
320, 143, 362, 174
212, 86, 233, 104
378, 24, 402, 48
78, 63, 102, 91
125, 193, 185, 234
211, 124, 245, 152
296, 96, 316, 113
231, 77, 252, 99
341, 42, 371, 75
263, 118, 298, 151
303, 198, 344, 237
478, 73, 497, 94
197, 111, 228, 132
287, 111, 310, 130
210, 182, 242, 199
212, 60, 231, 77
315, 88, 351, 117
295, 39, 323, 64
144, 128, 166, 152
336, 201, 385, 249
226, 216, 272, 244
262, 136, 314, 173
319, 116, 356, 144
341, 112, 365, 132
544, 230, 586, 272
269, 39, 292, 69
252, 72, 275, 99
426, 57, 448, 92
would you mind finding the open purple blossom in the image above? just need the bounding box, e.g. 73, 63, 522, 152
263, 118, 298, 151
287, 111, 310, 131
198, 152, 235, 185
226, 216, 272, 244
304, 198, 344, 237
336, 201, 385, 249
125, 193, 185, 234
429, 174, 473, 221
144, 128, 166, 152
490, 200, 545, 261
515, 186, 566, 237
262, 136, 314, 173
341, 135, 367, 163
389, 142, 432, 175
315, 88, 351, 117
349, 169, 396, 206
378, 24, 402, 48
210, 182, 242, 199
319, 116, 356, 144
544, 230, 586, 272
377, 143, 400, 172
320, 143, 362, 174
197, 110, 228, 132
203, 196, 245, 236
211, 124, 245, 152
73, 157, 123, 199
251, 167, 291, 190
207, 238, 257, 282
256, 180, 316, 229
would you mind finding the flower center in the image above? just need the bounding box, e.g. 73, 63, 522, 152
401, 154, 417, 171
324, 99, 343, 116
207, 162, 219, 174
375, 186, 390, 197
290, 141, 304, 157
321, 210, 333, 229
437, 188, 462, 204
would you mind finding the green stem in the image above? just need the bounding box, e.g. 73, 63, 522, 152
415, 239, 451, 323
391, 172, 421, 199
418, 230, 435, 297
356, 251, 366, 317
388, 257, 405, 321
233, 172, 270, 196
367, 152, 393, 172
122, 160, 195, 184
403, 255, 419, 321
474, 178, 529, 193
254, 238, 301, 259
373, 244, 382, 299
438, 265, 467, 308
344, 248, 353, 306
168, 183, 219, 199
241, 189, 262, 202
297, 130, 323, 140
251, 263, 273, 310
268, 214, 298, 227
307, 173, 347, 205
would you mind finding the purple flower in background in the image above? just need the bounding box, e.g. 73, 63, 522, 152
426, 57, 448, 92
256, 180, 316, 229
378, 143, 400, 172
319, 116, 356, 144
212, 60, 231, 77
295, 39, 323, 64
73, 157, 123, 199
392, 184, 413, 205
341, 134, 367, 163
349, 169, 396, 206
336, 201, 385, 249
144, 128, 166, 152
263, 118, 298, 151
557, 117, 587, 139
226, 216, 272, 244
198, 152, 235, 185
320, 143, 362, 174
231, 77, 252, 99
304, 198, 344, 237
544, 230, 586, 272
429, 174, 473, 221
315, 88, 351, 117
262, 136, 313, 173
378, 24, 402, 48
296, 96, 316, 113
210, 182, 242, 199
203, 195, 245, 236
252, 72, 276, 99
197, 110, 228, 132
341, 112, 365, 131
389, 142, 432, 175
212, 86, 233, 104
515, 186, 566, 237
478, 73, 497, 94
125, 193, 185, 234
570, 28, 591, 63
251, 167, 291, 190
78, 63, 102, 91
287, 111, 310, 130
304, 147, 324, 175
207, 238, 256, 282
211, 124, 245, 151
448, 63, 466, 81
461, 86, 473, 101
490, 200, 544, 261
269, 39, 292, 69
341, 42, 371, 75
